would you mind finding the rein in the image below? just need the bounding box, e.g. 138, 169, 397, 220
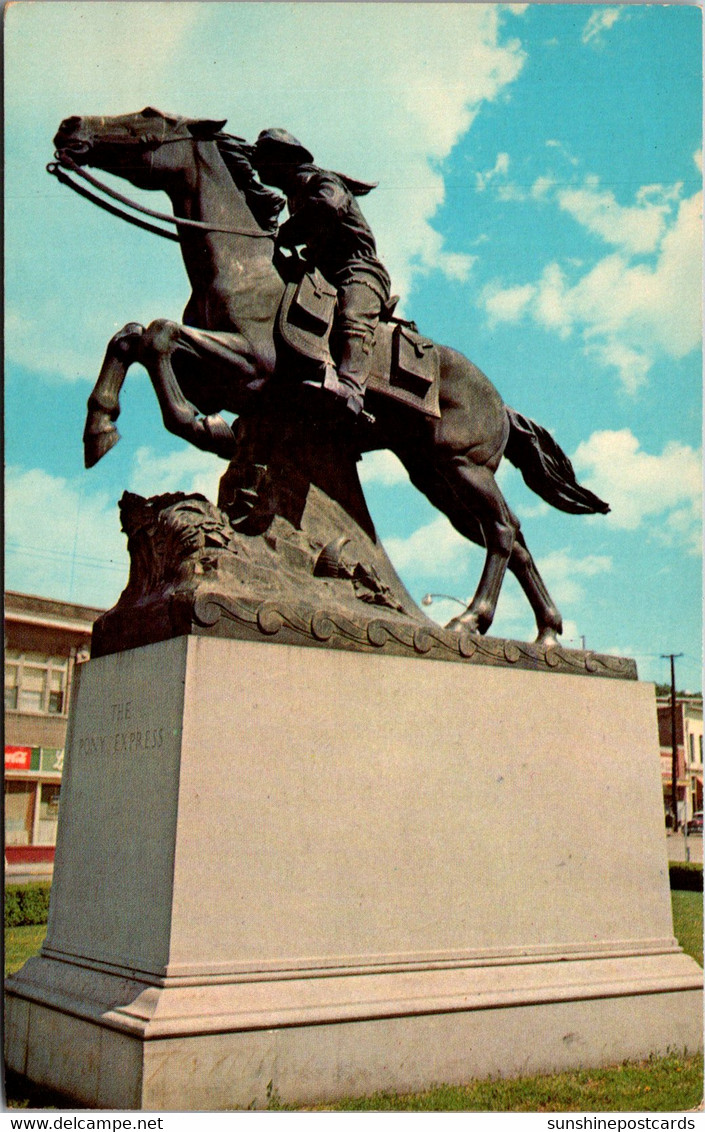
47, 151, 276, 241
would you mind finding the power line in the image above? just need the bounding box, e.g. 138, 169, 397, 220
5, 541, 126, 572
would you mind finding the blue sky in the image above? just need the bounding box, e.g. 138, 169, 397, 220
4, 2, 702, 686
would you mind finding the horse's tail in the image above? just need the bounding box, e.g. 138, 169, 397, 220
504, 406, 610, 515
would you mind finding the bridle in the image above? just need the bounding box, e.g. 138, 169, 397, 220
47, 132, 276, 242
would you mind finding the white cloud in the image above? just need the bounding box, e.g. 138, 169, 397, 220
572, 429, 702, 552
583, 341, 651, 396
5, 309, 95, 384
476, 152, 511, 192
481, 184, 702, 391
531, 175, 557, 200
384, 514, 474, 577
5, 305, 158, 386
545, 140, 579, 167
4, 3, 202, 115
5, 466, 128, 608
496, 182, 529, 204
129, 446, 224, 500
534, 548, 612, 605
555, 180, 679, 256
534, 263, 572, 339
484, 281, 536, 324
582, 8, 623, 46
359, 450, 409, 488
344, 4, 525, 292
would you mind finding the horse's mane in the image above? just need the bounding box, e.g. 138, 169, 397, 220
214, 133, 285, 232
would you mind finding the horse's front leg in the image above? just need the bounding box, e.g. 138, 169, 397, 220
84, 322, 144, 467
137, 320, 237, 460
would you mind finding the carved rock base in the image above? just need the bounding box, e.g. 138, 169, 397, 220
91, 491, 637, 681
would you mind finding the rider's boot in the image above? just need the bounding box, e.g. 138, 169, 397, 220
322, 331, 373, 418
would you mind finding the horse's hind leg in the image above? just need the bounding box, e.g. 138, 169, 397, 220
508, 531, 563, 646
432, 455, 519, 636
84, 322, 144, 468
403, 452, 563, 644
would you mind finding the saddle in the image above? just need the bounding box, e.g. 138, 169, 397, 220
277, 269, 441, 419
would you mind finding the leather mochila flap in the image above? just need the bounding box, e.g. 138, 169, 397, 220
288, 270, 337, 337
391, 324, 435, 395
276, 277, 441, 419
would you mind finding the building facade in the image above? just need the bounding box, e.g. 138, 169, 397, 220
5, 591, 103, 878
657, 693, 703, 827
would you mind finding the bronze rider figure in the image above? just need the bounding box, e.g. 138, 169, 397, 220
252, 128, 392, 418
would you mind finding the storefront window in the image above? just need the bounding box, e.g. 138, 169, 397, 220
4, 663, 18, 710
5, 780, 36, 845
49, 669, 65, 713
19, 666, 47, 712
4, 653, 68, 715
36, 782, 61, 845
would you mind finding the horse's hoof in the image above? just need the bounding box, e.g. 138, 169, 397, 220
84, 426, 120, 468
203, 414, 236, 459
536, 628, 560, 649
445, 614, 481, 637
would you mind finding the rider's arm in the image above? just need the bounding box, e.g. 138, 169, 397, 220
276, 174, 348, 248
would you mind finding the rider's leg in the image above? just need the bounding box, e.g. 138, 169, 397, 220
327, 281, 383, 415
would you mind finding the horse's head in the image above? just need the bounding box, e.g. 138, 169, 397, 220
53, 108, 228, 188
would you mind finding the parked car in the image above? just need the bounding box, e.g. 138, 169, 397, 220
686, 812, 703, 834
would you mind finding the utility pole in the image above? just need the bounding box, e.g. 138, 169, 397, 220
661, 653, 683, 831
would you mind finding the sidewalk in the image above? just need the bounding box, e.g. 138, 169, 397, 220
666, 830, 703, 863
5, 861, 54, 885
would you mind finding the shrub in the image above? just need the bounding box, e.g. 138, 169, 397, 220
669, 862, 703, 892
4, 887, 23, 928
4, 883, 52, 927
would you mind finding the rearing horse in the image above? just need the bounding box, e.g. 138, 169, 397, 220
52, 107, 609, 645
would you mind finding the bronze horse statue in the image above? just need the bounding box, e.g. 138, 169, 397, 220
52, 108, 608, 645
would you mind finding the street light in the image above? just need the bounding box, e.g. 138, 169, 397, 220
422, 593, 467, 609
564, 636, 587, 650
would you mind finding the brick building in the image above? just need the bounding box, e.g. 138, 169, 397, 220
5, 591, 103, 879
657, 693, 703, 828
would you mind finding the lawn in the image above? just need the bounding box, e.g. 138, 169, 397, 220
671, 889, 703, 966
299, 1054, 703, 1112
4, 890, 702, 1111
5, 923, 48, 978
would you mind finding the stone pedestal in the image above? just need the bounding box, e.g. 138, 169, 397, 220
5, 635, 702, 1110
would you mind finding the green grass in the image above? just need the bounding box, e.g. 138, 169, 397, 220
296, 1054, 703, 1112
5, 923, 47, 976
672, 890, 703, 966
4, 894, 702, 1112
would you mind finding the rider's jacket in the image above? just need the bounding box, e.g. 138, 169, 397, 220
275, 165, 391, 301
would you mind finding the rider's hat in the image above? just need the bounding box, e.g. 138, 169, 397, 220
252, 128, 314, 166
